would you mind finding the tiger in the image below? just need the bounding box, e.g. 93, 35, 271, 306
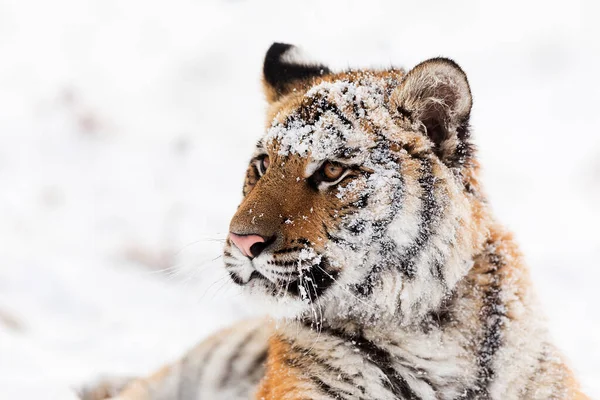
80, 42, 589, 400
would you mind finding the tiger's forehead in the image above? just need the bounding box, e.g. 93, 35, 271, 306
263, 78, 393, 164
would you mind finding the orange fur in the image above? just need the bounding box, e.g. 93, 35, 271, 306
255, 335, 310, 400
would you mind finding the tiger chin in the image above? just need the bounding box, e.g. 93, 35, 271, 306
81, 43, 588, 400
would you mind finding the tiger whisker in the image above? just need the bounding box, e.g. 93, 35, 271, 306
305, 270, 324, 353
161, 257, 224, 289
300, 276, 320, 356
197, 275, 228, 302
147, 254, 223, 282
210, 277, 234, 300
314, 264, 378, 311
172, 236, 227, 257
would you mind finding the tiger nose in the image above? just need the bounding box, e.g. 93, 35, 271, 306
229, 233, 270, 258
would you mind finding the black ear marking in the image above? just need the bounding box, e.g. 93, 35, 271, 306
391, 57, 473, 167
263, 42, 330, 103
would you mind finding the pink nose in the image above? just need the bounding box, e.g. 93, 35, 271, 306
229, 233, 267, 258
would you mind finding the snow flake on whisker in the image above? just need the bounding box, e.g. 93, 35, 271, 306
298, 247, 322, 271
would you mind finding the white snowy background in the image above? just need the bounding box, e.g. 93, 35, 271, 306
0, 0, 599, 398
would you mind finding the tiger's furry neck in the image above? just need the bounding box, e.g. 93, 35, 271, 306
261, 224, 582, 399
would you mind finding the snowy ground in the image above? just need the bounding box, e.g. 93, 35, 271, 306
0, 0, 598, 398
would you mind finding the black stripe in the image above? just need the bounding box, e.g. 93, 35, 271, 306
218, 326, 263, 388
396, 158, 439, 279
391, 358, 436, 393
295, 238, 312, 246
349, 94, 363, 120
352, 193, 370, 208
446, 120, 474, 169
380, 237, 402, 269
421, 290, 457, 332
461, 247, 506, 398
370, 139, 399, 165
280, 336, 365, 398
351, 237, 401, 297
267, 259, 299, 267
431, 257, 447, 287
368, 156, 404, 242
351, 263, 381, 297
311, 376, 355, 399
315, 97, 354, 129
314, 325, 422, 400
177, 334, 224, 399
247, 348, 268, 373
246, 348, 268, 382
287, 95, 354, 132
354, 341, 420, 399
334, 145, 363, 159
476, 260, 504, 388
396, 105, 414, 121
228, 271, 245, 286
324, 223, 358, 251
273, 246, 303, 254
343, 218, 367, 235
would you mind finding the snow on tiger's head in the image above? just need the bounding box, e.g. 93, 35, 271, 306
223, 43, 490, 324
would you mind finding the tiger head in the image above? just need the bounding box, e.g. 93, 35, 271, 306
224, 43, 490, 325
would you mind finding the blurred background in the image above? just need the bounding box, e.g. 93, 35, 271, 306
0, 0, 598, 398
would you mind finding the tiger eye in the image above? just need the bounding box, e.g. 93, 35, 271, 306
322, 162, 345, 181
258, 155, 270, 175
262, 156, 270, 170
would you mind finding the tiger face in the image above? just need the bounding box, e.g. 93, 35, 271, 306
224, 43, 487, 323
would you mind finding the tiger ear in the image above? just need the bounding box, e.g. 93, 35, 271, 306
262, 43, 331, 103
391, 58, 473, 167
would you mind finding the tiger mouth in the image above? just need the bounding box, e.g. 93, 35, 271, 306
229, 255, 339, 302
